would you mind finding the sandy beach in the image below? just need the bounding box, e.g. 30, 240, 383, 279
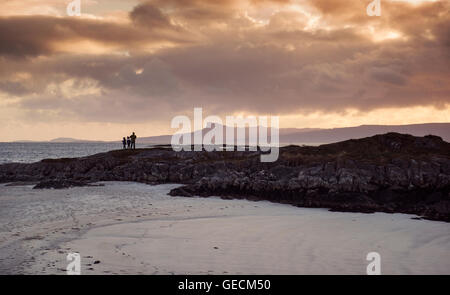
0, 182, 449, 275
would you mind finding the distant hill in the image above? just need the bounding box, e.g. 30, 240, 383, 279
138, 123, 450, 144
137, 126, 322, 144
39, 123, 449, 144
280, 123, 450, 144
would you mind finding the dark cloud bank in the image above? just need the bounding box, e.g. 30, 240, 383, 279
0, 0, 449, 123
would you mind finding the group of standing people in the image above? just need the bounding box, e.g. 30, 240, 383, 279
122, 132, 137, 149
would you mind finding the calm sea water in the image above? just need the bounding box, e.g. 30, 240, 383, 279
0, 142, 149, 164
0, 142, 322, 164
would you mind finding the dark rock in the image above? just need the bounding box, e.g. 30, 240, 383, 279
1, 133, 449, 221
33, 180, 91, 189
5, 181, 38, 186
169, 186, 194, 197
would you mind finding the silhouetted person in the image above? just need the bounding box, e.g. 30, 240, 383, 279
122, 137, 127, 149
127, 136, 131, 149
130, 132, 137, 149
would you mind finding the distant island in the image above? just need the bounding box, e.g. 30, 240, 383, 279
11, 123, 449, 144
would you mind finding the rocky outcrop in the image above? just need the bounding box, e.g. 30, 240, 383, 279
33, 179, 104, 189
1, 133, 449, 221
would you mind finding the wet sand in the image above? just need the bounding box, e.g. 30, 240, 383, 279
0, 182, 449, 274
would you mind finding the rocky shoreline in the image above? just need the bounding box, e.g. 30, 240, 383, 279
1, 133, 449, 221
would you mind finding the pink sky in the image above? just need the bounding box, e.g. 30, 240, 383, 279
0, 0, 448, 141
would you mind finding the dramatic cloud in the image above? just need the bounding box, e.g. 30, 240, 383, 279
0, 0, 448, 140
0, 14, 191, 58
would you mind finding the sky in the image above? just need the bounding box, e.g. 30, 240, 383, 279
0, 0, 449, 141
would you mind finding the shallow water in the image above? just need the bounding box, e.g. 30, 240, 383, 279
0, 142, 148, 164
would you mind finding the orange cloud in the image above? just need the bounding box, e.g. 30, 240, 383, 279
0, 0, 448, 141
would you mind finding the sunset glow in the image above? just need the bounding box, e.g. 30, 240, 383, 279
0, 0, 448, 141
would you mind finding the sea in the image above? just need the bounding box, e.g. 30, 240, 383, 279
0, 142, 324, 164
0, 142, 150, 164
